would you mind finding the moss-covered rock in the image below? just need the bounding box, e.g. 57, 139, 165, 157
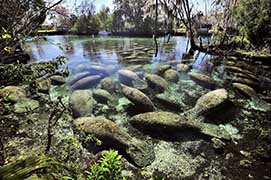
100, 77, 116, 93
14, 98, 39, 113
0, 86, 26, 102
143, 141, 207, 179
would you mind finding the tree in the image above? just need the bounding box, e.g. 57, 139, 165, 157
73, 0, 100, 34
96, 6, 112, 31
112, 0, 155, 35
0, 0, 63, 63
233, 0, 271, 48
145, 0, 200, 52
111, 10, 125, 33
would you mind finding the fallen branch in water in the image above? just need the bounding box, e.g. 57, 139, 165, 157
45, 96, 68, 155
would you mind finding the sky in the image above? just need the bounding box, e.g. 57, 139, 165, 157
64, 0, 215, 14
65, 0, 211, 13
66, 0, 114, 12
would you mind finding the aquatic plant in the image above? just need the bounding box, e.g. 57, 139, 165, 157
86, 150, 125, 180
0, 154, 70, 180
62, 150, 125, 180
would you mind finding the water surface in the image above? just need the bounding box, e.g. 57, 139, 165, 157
26, 35, 211, 76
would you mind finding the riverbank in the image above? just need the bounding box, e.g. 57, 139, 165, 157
35, 30, 212, 37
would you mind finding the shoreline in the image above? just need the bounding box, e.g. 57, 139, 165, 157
35, 30, 212, 38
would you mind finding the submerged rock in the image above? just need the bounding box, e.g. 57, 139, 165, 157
74, 117, 155, 167
121, 85, 155, 113
69, 90, 95, 118
93, 89, 113, 104
14, 98, 39, 113
145, 74, 169, 93
71, 75, 102, 90
192, 89, 229, 116
0, 86, 26, 102
163, 69, 179, 83
233, 83, 257, 99
50, 75, 66, 85
189, 71, 216, 90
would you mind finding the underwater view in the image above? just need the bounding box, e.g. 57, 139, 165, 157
0, 0, 271, 179
6, 35, 269, 179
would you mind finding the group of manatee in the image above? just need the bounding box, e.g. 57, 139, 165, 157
69, 62, 238, 167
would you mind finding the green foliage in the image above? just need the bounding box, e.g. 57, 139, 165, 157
0, 56, 67, 86
72, 1, 101, 35
233, 0, 271, 48
96, 6, 113, 31
62, 150, 124, 180
73, 14, 101, 35
112, 0, 155, 35
78, 131, 102, 146
0, 154, 69, 180
86, 150, 125, 180
0, 0, 52, 59
111, 10, 125, 33
58, 135, 81, 162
